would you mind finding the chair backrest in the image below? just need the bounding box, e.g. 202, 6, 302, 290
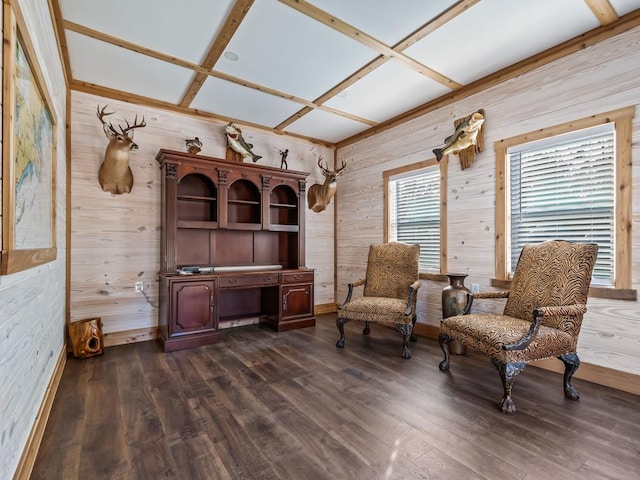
504, 240, 598, 336
363, 242, 420, 299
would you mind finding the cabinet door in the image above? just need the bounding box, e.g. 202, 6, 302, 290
170, 280, 216, 335
281, 284, 313, 320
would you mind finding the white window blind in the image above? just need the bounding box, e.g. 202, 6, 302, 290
389, 166, 440, 270
509, 124, 614, 283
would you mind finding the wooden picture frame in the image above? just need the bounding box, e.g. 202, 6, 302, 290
1, 1, 57, 275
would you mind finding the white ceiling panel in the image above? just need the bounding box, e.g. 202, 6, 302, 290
58, 0, 640, 144
60, 0, 234, 63
285, 109, 370, 143
405, 0, 601, 84
213, 0, 378, 101
191, 76, 304, 127
66, 31, 193, 104
324, 59, 452, 123
309, 0, 456, 46
305, 0, 459, 46
610, 0, 640, 15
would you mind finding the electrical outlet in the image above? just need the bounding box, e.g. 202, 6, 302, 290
135, 281, 144, 292
471, 283, 480, 293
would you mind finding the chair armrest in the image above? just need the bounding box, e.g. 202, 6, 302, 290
502, 309, 543, 351
536, 304, 587, 317
340, 279, 366, 306
463, 290, 508, 316
473, 290, 510, 299
502, 304, 587, 351
404, 281, 421, 316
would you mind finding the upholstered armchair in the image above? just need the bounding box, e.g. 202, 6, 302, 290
439, 240, 598, 414
336, 242, 421, 359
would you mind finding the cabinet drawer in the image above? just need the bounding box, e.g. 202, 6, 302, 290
281, 271, 314, 284
219, 274, 279, 288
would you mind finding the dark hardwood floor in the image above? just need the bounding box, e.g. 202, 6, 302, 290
31, 314, 640, 479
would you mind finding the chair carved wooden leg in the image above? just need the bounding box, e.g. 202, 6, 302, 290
362, 321, 370, 335
558, 353, 581, 400
438, 333, 451, 371
395, 323, 413, 359
492, 358, 526, 414
336, 317, 350, 348
410, 315, 417, 342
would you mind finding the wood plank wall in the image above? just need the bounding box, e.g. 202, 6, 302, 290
336, 26, 640, 377
0, 0, 68, 477
70, 91, 335, 342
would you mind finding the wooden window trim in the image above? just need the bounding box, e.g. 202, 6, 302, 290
383, 156, 448, 274
494, 106, 636, 300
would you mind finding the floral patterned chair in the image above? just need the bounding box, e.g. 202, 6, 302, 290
336, 242, 421, 359
439, 240, 598, 414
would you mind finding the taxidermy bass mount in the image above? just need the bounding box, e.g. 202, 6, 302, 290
96, 105, 146, 194
225, 122, 262, 163
307, 157, 346, 213
433, 109, 485, 169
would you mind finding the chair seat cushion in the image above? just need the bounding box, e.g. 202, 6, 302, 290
441, 313, 576, 364
339, 297, 411, 325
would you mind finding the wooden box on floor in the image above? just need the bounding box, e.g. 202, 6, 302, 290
68, 317, 104, 358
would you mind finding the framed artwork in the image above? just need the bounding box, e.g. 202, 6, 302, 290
1, 1, 57, 274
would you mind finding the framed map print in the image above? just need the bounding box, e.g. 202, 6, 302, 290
1, 1, 57, 274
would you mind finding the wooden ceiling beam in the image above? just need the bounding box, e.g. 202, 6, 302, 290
584, 0, 619, 25
70, 79, 334, 147
274, 1, 477, 132
336, 7, 640, 148
179, 0, 254, 107
63, 20, 378, 128
278, 0, 461, 90
393, 0, 481, 51
275, 54, 388, 131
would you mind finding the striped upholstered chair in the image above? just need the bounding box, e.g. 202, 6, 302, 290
439, 240, 598, 414
336, 242, 421, 359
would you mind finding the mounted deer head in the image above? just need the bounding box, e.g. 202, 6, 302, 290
96, 105, 146, 194
307, 157, 347, 213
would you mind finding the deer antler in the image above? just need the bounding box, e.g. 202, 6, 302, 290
317, 157, 331, 176
119, 115, 146, 136
96, 105, 119, 136
336, 159, 347, 175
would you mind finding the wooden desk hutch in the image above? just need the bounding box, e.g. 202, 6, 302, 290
156, 149, 315, 352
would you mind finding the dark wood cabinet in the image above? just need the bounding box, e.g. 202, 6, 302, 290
156, 149, 315, 352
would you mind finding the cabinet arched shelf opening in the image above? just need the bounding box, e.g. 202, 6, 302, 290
177, 173, 217, 224
270, 184, 298, 228
228, 178, 261, 227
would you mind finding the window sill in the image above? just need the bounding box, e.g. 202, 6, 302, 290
491, 278, 637, 301
420, 272, 450, 282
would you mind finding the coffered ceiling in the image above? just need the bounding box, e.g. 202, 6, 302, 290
56, 0, 640, 145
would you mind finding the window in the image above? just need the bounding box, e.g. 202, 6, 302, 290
509, 124, 614, 283
495, 106, 634, 297
384, 158, 447, 275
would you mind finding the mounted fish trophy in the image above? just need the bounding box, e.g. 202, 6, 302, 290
96, 105, 146, 194
225, 122, 262, 163
307, 157, 347, 213
433, 109, 485, 169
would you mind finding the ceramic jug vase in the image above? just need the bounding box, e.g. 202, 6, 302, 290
441, 273, 473, 355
